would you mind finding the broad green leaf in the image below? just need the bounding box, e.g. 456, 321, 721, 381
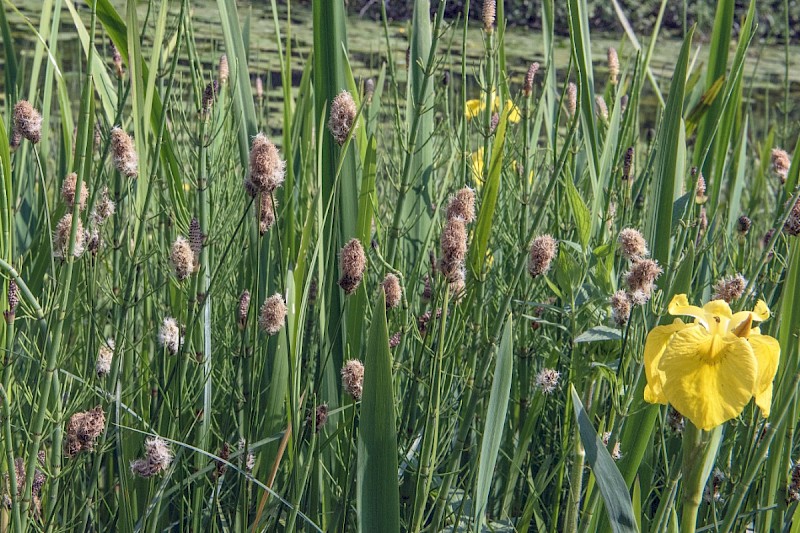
574, 326, 622, 343
564, 176, 591, 249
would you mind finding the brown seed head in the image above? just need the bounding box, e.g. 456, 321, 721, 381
617, 228, 649, 260
535, 368, 560, 394
54, 213, 85, 259
595, 95, 608, 121
382, 273, 402, 309
170, 236, 194, 281
329, 90, 358, 146
259, 293, 287, 335
736, 215, 752, 236
259, 193, 276, 235
189, 218, 203, 268
111, 43, 123, 77
695, 171, 708, 204
110, 127, 138, 178
712, 274, 747, 303
624, 259, 663, 300
389, 331, 402, 348
772, 148, 791, 183
439, 217, 468, 275
13, 100, 42, 144
308, 404, 329, 433
237, 290, 251, 330
131, 437, 172, 478
96, 338, 115, 377
339, 238, 366, 295
446, 187, 476, 223
341, 359, 365, 400
482, 0, 496, 32
523, 62, 540, 97
158, 317, 183, 355
248, 133, 285, 193
623, 146, 634, 181
607, 47, 619, 85
7, 280, 19, 314
92, 186, 116, 225
64, 406, 106, 457
202, 80, 219, 114
218, 54, 229, 84
610, 290, 631, 327
61, 173, 89, 211
528, 234, 557, 277
784, 198, 800, 237
566, 83, 577, 117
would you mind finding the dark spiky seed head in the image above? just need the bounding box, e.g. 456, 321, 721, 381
110, 127, 138, 178
259, 293, 286, 335
308, 404, 328, 432
328, 90, 358, 146
624, 259, 663, 298
523, 62, 540, 97
13, 100, 42, 144
736, 215, 751, 236
202, 80, 219, 114
446, 187, 476, 223
784, 198, 800, 237
382, 273, 402, 309
189, 218, 203, 267
341, 359, 365, 400
8, 280, 18, 313
528, 235, 557, 277
237, 290, 251, 330
248, 133, 285, 193
623, 147, 634, 181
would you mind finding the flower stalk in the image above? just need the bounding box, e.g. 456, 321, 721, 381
679, 423, 723, 532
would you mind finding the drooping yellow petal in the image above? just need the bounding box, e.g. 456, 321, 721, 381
668, 294, 708, 328
465, 99, 484, 120
506, 100, 521, 123
752, 300, 770, 320
702, 300, 733, 320
659, 326, 757, 430
643, 319, 687, 404
749, 334, 781, 416
470, 147, 485, 189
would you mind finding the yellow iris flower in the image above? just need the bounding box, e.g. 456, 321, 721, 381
469, 148, 533, 191
644, 294, 780, 430
464, 92, 521, 123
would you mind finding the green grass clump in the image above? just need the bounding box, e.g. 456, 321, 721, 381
0, 1, 799, 532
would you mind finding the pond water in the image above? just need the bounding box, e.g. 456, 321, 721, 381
4, 1, 799, 134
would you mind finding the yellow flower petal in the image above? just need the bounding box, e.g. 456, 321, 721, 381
505, 100, 521, 123
465, 99, 483, 120
749, 334, 781, 416
659, 326, 757, 430
643, 319, 687, 404
668, 294, 708, 327
702, 300, 733, 320
470, 147, 485, 189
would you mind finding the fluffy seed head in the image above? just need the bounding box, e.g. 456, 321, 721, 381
624, 259, 663, 300
382, 273, 402, 309
607, 47, 619, 85
772, 148, 791, 183
237, 290, 251, 330
248, 133, 285, 193
158, 317, 183, 355
528, 235, 557, 277
92, 186, 116, 225
446, 187, 476, 223
595, 95, 609, 121
131, 437, 172, 478
110, 127, 138, 178
308, 404, 329, 433
789, 462, 800, 503
389, 331, 402, 348
259, 193, 276, 235
328, 91, 358, 145
439, 217, 468, 279
259, 293, 286, 335
365, 78, 375, 102
695, 170, 708, 204
535, 368, 560, 394
170, 236, 194, 281
218, 54, 229, 84
341, 359, 365, 400
784, 198, 800, 237
617, 228, 649, 260
339, 238, 366, 295
96, 338, 115, 377
54, 213, 85, 259
482, 0, 496, 32
712, 274, 747, 303
566, 83, 577, 117
64, 406, 105, 457
449, 268, 466, 300
736, 215, 752, 236
523, 62, 540, 97
61, 173, 89, 211
610, 290, 631, 327
13, 100, 42, 144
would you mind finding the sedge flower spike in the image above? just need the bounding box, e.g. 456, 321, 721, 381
643, 294, 780, 430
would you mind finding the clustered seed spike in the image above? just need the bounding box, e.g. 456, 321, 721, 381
528, 234, 557, 278
202, 80, 219, 115
439, 217, 468, 281
338, 238, 367, 295
607, 47, 619, 86
96, 338, 114, 377
189, 218, 203, 269
3, 455, 46, 515
595, 95, 609, 121
130, 437, 173, 478
53, 213, 85, 259
695, 170, 708, 204
255, 76, 264, 99
110, 127, 138, 178
259, 293, 286, 335
704, 469, 725, 503
446, 187, 476, 223
238, 438, 256, 472
218, 54, 229, 84
12, 100, 43, 146
91, 186, 116, 226
307, 404, 329, 433
712, 274, 747, 303
215, 443, 230, 478
788, 462, 800, 503
772, 148, 791, 184
389, 331, 402, 348
610, 290, 631, 327
7, 280, 18, 314
328, 90, 358, 146
784, 198, 800, 237
237, 290, 251, 330
170, 236, 194, 281
365, 78, 375, 103
566, 83, 577, 117
623, 146, 634, 181
523, 62, 540, 97
247, 133, 285, 193
61, 173, 89, 211
111, 43, 123, 77
382, 273, 402, 309
158, 317, 183, 355
617, 228, 649, 261
535, 368, 560, 394
482, 0, 496, 33
258, 193, 276, 235
736, 215, 752, 236
341, 359, 365, 400
64, 406, 106, 458
624, 259, 663, 304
